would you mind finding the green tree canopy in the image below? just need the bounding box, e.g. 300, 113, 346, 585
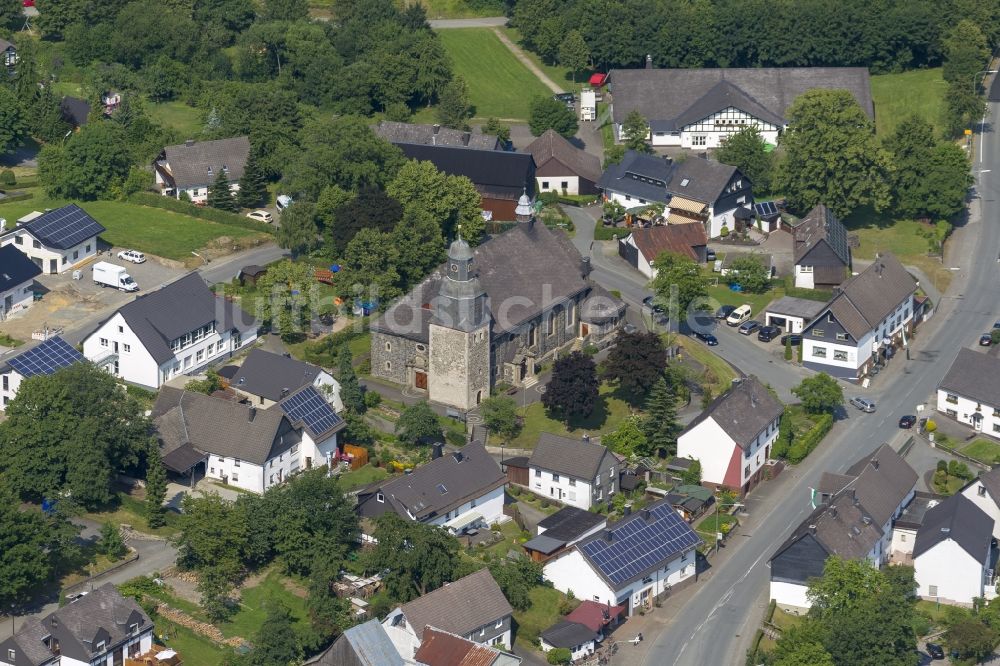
366, 513, 459, 601
144, 443, 168, 529
884, 117, 972, 219
528, 96, 579, 138
649, 251, 707, 320
206, 168, 238, 212
483, 117, 511, 146
248, 600, 303, 666
791, 373, 843, 414
641, 377, 681, 457
558, 30, 590, 82
395, 401, 442, 447
337, 345, 365, 414
603, 416, 647, 458
437, 75, 474, 130
488, 557, 543, 611
39, 122, 132, 200
342, 228, 402, 301
715, 126, 774, 193
621, 110, 650, 153
726, 256, 771, 293
236, 148, 268, 209
387, 159, 483, 243
480, 396, 523, 444
325, 187, 404, 256
601, 331, 667, 404
277, 201, 319, 258
541, 351, 600, 423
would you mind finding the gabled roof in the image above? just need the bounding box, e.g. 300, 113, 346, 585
913, 493, 993, 563
14, 204, 105, 250
2, 336, 83, 378
608, 67, 874, 128
540, 620, 598, 649
536, 506, 607, 542
793, 204, 850, 265
564, 600, 625, 632
771, 490, 883, 566
576, 499, 701, 589
529, 433, 614, 481
60, 95, 91, 127
363, 443, 505, 521
320, 619, 408, 666
108, 272, 255, 364
278, 385, 345, 441
966, 466, 1000, 508
812, 253, 916, 340
162, 136, 250, 190
375, 120, 501, 151
231, 348, 322, 402
627, 223, 708, 263
666, 155, 741, 205
525, 129, 602, 184
415, 626, 513, 666
598, 150, 672, 204
395, 143, 534, 196
680, 375, 783, 449
841, 444, 918, 527
0, 244, 41, 292
398, 569, 513, 641
939, 348, 1000, 408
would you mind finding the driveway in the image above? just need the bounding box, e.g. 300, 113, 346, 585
429, 17, 507, 28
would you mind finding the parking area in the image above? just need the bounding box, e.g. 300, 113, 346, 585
0, 250, 186, 342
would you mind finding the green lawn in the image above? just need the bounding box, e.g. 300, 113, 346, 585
870, 68, 947, 137
675, 336, 738, 396
695, 512, 738, 543
219, 569, 309, 640
477, 520, 526, 559
500, 27, 574, 89
338, 464, 390, 490
0, 194, 266, 261
703, 280, 782, 322
514, 585, 568, 650
786, 405, 819, 440
156, 619, 230, 664
961, 438, 1000, 464
510, 383, 633, 448
148, 101, 204, 138
83, 491, 182, 538
438, 29, 554, 121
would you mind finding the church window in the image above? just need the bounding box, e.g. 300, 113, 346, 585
385, 361, 392, 371
385, 341, 392, 352
547, 314, 556, 336
528, 324, 537, 347
568, 303, 577, 328
416, 344, 426, 352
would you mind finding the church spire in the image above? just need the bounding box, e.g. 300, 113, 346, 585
515, 189, 534, 225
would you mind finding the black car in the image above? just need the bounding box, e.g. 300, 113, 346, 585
553, 92, 575, 108
780, 334, 803, 346
706, 248, 717, 262
738, 320, 761, 335
716, 305, 736, 319
981, 333, 993, 346
695, 331, 719, 346
642, 296, 665, 314
899, 414, 917, 429
926, 643, 944, 660
757, 325, 781, 342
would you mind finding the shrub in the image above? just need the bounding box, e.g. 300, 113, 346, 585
128, 192, 275, 235
0, 169, 15, 186
540, 499, 550, 508
364, 391, 382, 408
547, 648, 572, 664
936, 459, 948, 473
720, 226, 730, 237
785, 413, 834, 463
925, 419, 937, 433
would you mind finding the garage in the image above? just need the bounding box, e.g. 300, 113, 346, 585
763, 296, 827, 333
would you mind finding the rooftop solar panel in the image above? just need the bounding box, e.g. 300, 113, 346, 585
754, 201, 778, 217
7, 336, 84, 378
280, 386, 343, 438
23, 204, 106, 250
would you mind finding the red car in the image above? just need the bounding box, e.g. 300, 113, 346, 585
23, 0, 34, 7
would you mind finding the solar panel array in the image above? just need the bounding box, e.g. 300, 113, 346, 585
280, 386, 343, 438
7, 336, 84, 378
580, 503, 701, 586
755, 201, 778, 217
25, 205, 105, 249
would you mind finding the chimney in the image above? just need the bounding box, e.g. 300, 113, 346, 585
462, 131, 471, 146
248, 405, 256, 422
582, 433, 591, 443
184, 139, 194, 147
941, 527, 951, 534
432, 124, 441, 135
432, 442, 444, 460
829, 506, 837, 518
280, 388, 289, 398
862, 516, 871, 525
808, 524, 817, 534
645, 54, 653, 69
623, 504, 632, 517
604, 530, 614, 543
640, 509, 652, 521
870, 458, 879, 469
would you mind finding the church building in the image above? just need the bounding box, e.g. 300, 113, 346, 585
370, 195, 626, 411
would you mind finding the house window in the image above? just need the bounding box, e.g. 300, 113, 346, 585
210, 467, 215, 474
196, 349, 204, 363
900, 534, 907, 542
744, 465, 750, 476
129, 623, 139, 634
929, 585, 938, 596
377, 492, 385, 503
269, 474, 274, 484
980, 486, 988, 497
100, 338, 108, 347
993, 424, 1000, 434
495, 618, 503, 629
96, 641, 106, 652
118, 325, 124, 333
8, 649, 14, 661
86, 244, 91, 253
231, 473, 238, 482
625, 195, 632, 201
206, 342, 214, 355
32, 239, 40, 249
14, 235, 21, 244
528, 324, 537, 347
799, 265, 813, 273
836, 333, 848, 341
833, 350, 848, 361
535, 469, 541, 477
541, 181, 550, 190
692, 135, 707, 146
812, 329, 824, 337
812, 347, 827, 358
123, 344, 130, 353
593, 596, 601, 602
553, 473, 560, 482
2, 376, 6, 391
234, 459, 241, 467
569, 478, 576, 486
561, 181, 569, 190
218, 457, 224, 462
291, 443, 299, 455
946, 394, 958, 404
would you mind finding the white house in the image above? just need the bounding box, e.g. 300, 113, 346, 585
677, 376, 783, 495
383, 569, 514, 655
792, 205, 851, 290
606, 66, 873, 150
0, 205, 104, 274
543, 500, 701, 616
152, 384, 344, 494
0, 245, 41, 320
0, 583, 154, 666
801, 253, 917, 382
153, 136, 250, 203
914, 493, 997, 606
763, 296, 826, 334
355, 443, 506, 536
938, 348, 1000, 441
960, 467, 1000, 540
525, 129, 603, 196
527, 434, 617, 510
0, 336, 84, 410
540, 621, 599, 661
888, 493, 942, 566
617, 223, 708, 279
82, 273, 257, 389
230, 347, 342, 410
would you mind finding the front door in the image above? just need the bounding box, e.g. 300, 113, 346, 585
2, 294, 11, 314
113, 341, 119, 353
415, 371, 427, 390
49, 258, 57, 273
974, 413, 984, 432
581, 323, 590, 337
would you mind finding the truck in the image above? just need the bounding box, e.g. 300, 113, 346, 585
92, 261, 139, 292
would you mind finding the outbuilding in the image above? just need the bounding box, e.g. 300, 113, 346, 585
763, 296, 827, 334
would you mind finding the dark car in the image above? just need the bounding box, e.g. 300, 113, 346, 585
994, 320, 1000, 329
695, 331, 719, 346
642, 296, 665, 314
706, 248, 717, 262
553, 92, 575, 108
981, 333, 993, 346
738, 320, 761, 335
926, 643, 944, 660
716, 305, 736, 319
899, 415, 917, 429
757, 326, 781, 342
780, 334, 803, 346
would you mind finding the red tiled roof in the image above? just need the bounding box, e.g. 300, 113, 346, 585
629, 224, 708, 263
565, 600, 626, 633
414, 627, 500, 666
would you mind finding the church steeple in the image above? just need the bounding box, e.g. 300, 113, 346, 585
515, 189, 534, 225
434, 232, 488, 331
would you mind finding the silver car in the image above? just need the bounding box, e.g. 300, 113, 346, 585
849, 397, 876, 413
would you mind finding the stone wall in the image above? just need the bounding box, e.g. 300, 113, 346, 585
370, 331, 421, 386
428, 323, 490, 410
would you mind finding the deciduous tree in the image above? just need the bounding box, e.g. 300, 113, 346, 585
395, 401, 442, 447
601, 331, 667, 404
480, 396, 522, 443
488, 557, 543, 611
437, 75, 474, 130
387, 159, 483, 242
621, 110, 650, 153
366, 514, 459, 601
726, 256, 771, 293
529, 96, 578, 138
277, 201, 319, 258
541, 351, 600, 423
715, 126, 773, 193
326, 187, 404, 255
791, 373, 843, 414
558, 30, 589, 82
649, 252, 707, 319
342, 228, 402, 301
603, 416, 647, 458
38, 122, 132, 200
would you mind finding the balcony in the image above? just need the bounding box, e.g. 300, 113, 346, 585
90, 348, 119, 366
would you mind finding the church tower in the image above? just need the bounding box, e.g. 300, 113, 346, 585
515, 190, 534, 225
427, 234, 491, 410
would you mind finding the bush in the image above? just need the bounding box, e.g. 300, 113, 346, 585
936, 459, 948, 473
720, 226, 730, 237
786, 413, 834, 463
925, 419, 937, 433
364, 391, 382, 408
0, 169, 15, 186
547, 647, 572, 665
540, 499, 550, 508
128, 192, 275, 235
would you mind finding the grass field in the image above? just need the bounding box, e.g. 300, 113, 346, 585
219, 569, 309, 639
84, 491, 183, 538
844, 208, 953, 292
870, 68, 947, 137
148, 101, 204, 138
675, 335, 738, 395
438, 29, 553, 121
961, 438, 1000, 464
156, 619, 229, 664
514, 585, 568, 650
338, 464, 390, 490
0, 194, 266, 261
308, 0, 502, 19
510, 383, 634, 449
500, 27, 574, 89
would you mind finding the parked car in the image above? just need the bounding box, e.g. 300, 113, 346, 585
276, 194, 293, 211
553, 92, 575, 108
898, 415, 917, 429
623, 323, 638, 334
65, 591, 88, 603
246, 210, 273, 223
994, 320, 1000, 329
642, 295, 665, 314
705, 248, 717, 262
849, 397, 877, 413
780, 334, 803, 346
757, 325, 780, 342
926, 643, 944, 660
117, 249, 145, 264
727, 304, 752, 326
981, 333, 994, 346
716, 304, 736, 320
738, 320, 761, 335
695, 331, 718, 346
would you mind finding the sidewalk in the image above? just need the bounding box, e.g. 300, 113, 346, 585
492, 28, 564, 94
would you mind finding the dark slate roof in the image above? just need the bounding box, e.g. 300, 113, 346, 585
764, 296, 826, 320
523, 533, 566, 555
540, 620, 599, 649
231, 348, 322, 402
666, 156, 740, 205
841, 444, 918, 527
537, 505, 607, 541
771, 490, 883, 567
939, 348, 1000, 408
894, 492, 945, 530
526, 129, 602, 184
0, 244, 41, 292
816, 253, 916, 340
18, 204, 105, 250
576, 499, 701, 588
60, 96, 91, 127
627, 223, 708, 263
362, 443, 505, 522
969, 466, 1000, 507
793, 204, 850, 265
398, 569, 513, 640
913, 493, 993, 563
396, 143, 534, 198
152, 386, 298, 466
111, 272, 256, 364
162, 136, 250, 190
598, 150, 672, 204
529, 433, 614, 481
374, 120, 501, 151
608, 67, 874, 128
680, 375, 783, 449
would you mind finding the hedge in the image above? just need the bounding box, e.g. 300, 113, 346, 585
786, 412, 834, 463
128, 192, 275, 235
594, 225, 623, 241
301, 318, 370, 366
0, 191, 33, 205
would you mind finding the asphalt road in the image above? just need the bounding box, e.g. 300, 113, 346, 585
428, 17, 507, 28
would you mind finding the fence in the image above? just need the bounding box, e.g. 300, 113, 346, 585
63, 548, 139, 596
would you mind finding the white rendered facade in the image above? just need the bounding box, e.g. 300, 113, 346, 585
621, 107, 781, 149
915, 539, 996, 606
0, 228, 98, 275
939, 390, 1000, 441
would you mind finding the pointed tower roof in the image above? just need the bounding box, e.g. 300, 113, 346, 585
449, 232, 474, 261
515, 189, 534, 223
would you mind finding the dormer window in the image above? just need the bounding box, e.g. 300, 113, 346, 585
680, 179, 689, 187
129, 622, 139, 634
207, 166, 213, 177
96, 640, 106, 652
377, 492, 385, 503
8, 649, 15, 661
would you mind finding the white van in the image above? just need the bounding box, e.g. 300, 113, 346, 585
276, 194, 293, 211
726, 304, 752, 326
